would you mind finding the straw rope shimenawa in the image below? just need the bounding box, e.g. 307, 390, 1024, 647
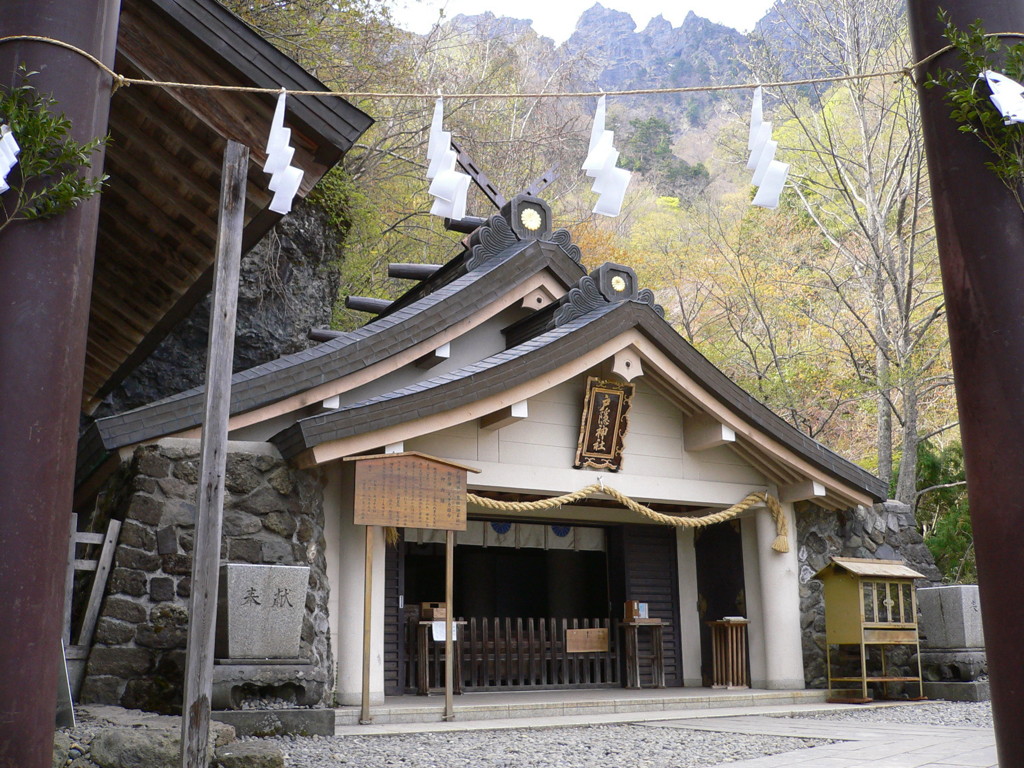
4, 33, 1024, 100
468, 484, 790, 553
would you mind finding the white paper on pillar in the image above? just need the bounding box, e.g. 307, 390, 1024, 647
748, 86, 764, 150
517, 523, 545, 549
431, 621, 458, 641
266, 91, 288, 153
427, 133, 454, 179
982, 70, 1024, 124
574, 526, 606, 552
751, 139, 778, 186
0, 126, 19, 179
269, 165, 304, 214
545, 525, 575, 550
457, 521, 484, 546
429, 165, 463, 201
429, 172, 469, 219
747, 121, 773, 170
263, 133, 295, 175
752, 161, 789, 209
426, 97, 447, 167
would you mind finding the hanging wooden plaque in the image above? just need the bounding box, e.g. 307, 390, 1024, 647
574, 377, 634, 471
346, 452, 479, 530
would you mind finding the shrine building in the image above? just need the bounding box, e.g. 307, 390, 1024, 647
76, 194, 900, 709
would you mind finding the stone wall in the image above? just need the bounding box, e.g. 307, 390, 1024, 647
796, 500, 943, 688
79, 438, 331, 713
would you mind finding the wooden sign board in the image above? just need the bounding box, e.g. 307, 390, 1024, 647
574, 377, 634, 471
347, 452, 479, 531
566, 627, 609, 653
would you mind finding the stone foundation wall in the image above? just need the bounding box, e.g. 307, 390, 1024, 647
796, 500, 942, 688
79, 438, 331, 713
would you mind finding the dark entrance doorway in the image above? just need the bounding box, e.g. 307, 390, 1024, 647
694, 521, 746, 686
387, 522, 615, 693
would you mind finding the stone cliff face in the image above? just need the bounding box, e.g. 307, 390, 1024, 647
93, 201, 343, 417
563, 5, 748, 94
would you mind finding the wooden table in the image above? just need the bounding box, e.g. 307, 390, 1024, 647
623, 619, 665, 689
416, 621, 466, 695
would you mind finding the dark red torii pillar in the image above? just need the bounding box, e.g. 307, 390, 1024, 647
0, 3, 119, 767
909, 1, 1024, 763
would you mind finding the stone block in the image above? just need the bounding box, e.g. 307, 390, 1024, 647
225, 455, 264, 494
224, 509, 263, 536
115, 547, 161, 571
228, 537, 262, 563
160, 553, 192, 575
94, 617, 135, 645
87, 647, 154, 677
215, 741, 285, 768
149, 577, 175, 602
78, 675, 126, 705
155, 526, 177, 555
126, 494, 163, 526
919, 585, 985, 649
923, 680, 990, 701
135, 448, 173, 479
119, 521, 156, 551
266, 466, 295, 496
216, 563, 309, 659
108, 568, 147, 597
103, 597, 147, 624
258, 537, 293, 564
176, 577, 191, 598
158, 499, 196, 527
263, 511, 296, 538
212, 708, 334, 738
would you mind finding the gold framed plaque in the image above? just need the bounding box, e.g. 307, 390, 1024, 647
574, 377, 634, 471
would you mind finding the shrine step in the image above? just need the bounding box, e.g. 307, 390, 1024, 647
334, 687, 829, 728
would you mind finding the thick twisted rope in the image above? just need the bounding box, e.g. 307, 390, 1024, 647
468, 484, 789, 553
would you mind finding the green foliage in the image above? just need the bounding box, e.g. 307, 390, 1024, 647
926, 13, 1024, 210
0, 67, 107, 233
619, 116, 709, 199
914, 440, 974, 583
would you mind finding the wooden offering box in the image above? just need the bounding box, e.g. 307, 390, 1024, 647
815, 557, 925, 703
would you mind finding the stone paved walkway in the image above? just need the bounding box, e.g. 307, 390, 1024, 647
642, 715, 998, 768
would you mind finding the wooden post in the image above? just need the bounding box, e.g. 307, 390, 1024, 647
444, 530, 455, 721
180, 140, 248, 768
360, 525, 374, 724
908, 2, 1024, 762
0, 4, 119, 765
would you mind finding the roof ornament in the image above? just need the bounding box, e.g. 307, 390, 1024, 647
553, 264, 664, 326
263, 89, 305, 214
747, 86, 789, 209
582, 95, 632, 217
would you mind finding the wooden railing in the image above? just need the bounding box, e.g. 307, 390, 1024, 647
407, 616, 620, 693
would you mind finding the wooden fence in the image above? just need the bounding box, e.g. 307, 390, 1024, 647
408, 616, 620, 692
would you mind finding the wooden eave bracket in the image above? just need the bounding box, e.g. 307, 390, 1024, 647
683, 413, 736, 452
779, 479, 827, 504
415, 342, 451, 370
480, 400, 528, 431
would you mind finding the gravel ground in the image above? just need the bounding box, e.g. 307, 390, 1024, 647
58, 700, 994, 768
782, 700, 994, 729
263, 725, 825, 768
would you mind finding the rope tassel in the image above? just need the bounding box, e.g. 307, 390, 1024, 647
467, 484, 789, 553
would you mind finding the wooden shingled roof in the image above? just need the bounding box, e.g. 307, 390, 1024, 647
82, 0, 372, 413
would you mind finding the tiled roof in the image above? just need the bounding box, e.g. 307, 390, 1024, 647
271, 300, 887, 501
77, 239, 586, 483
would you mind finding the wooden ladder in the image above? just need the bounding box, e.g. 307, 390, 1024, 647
63, 511, 121, 697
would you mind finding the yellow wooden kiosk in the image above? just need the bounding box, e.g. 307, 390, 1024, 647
815, 557, 925, 703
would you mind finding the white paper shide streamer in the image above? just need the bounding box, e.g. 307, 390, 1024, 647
747, 86, 789, 209
0, 124, 21, 195
583, 96, 631, 217
263, 91, 304, 215
980, 70, 1024, 125
426, 98, 470, 221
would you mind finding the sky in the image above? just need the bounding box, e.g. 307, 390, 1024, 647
389, 0, 777, 44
